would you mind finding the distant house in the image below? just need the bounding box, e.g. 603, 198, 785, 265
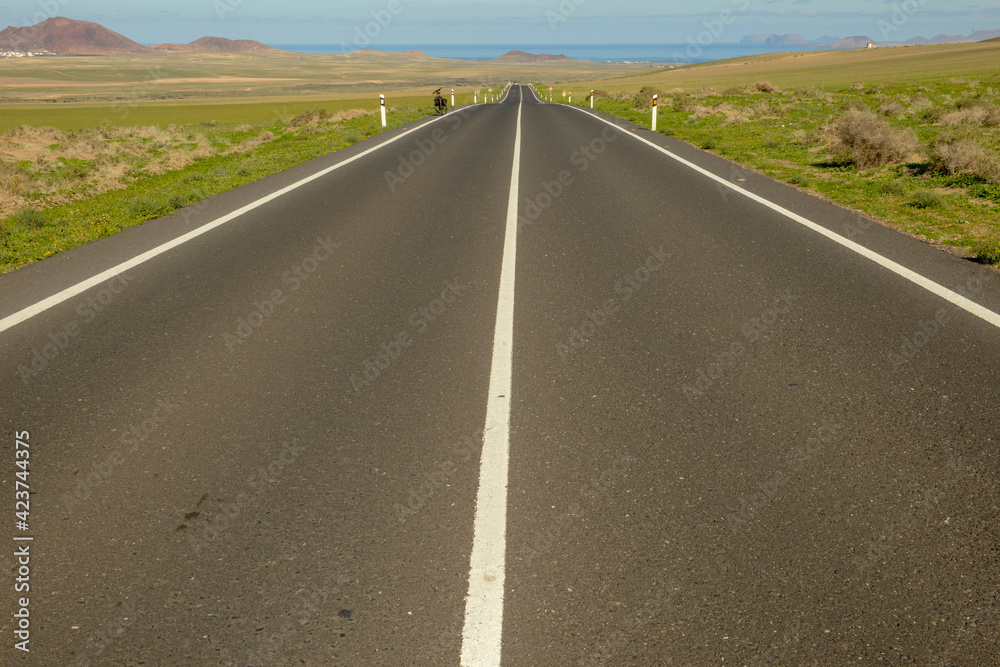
866, 41, 877, 49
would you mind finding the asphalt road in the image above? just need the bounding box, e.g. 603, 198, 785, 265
1, 85, 998, 666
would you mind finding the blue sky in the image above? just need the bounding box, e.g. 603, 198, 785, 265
4, 0, 998, 45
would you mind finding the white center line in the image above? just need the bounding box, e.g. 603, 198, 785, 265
460, 91, 522, 667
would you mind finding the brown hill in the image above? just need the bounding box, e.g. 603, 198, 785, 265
830, 36, 874, 48
153, 36, 281, 54
0, 16, 152, 54
493, 50, 572, 63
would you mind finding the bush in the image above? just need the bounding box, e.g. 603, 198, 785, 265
829, 108, 918, 169
881, 177, 909, 196
972, 235, 1000, 265
5, 208, 49, 230
928, 134, 1000, 183
127, 195, 167, 218
754, 81, 778, 93
878, 101, 905, 116
907, 190, 945, 209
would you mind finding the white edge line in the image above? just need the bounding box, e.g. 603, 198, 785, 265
0, 108, 480, 335
565, 105, 1000, 331
460, 93, 521, 667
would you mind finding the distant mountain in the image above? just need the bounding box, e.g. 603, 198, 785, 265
739, 28, 1000, 48
153, 36, 280, 54
493, 50, 572, 63
831, 36, 874, 48
905, 29, 1000, 44
0, 16, 152, 54
0, 17, 284, 56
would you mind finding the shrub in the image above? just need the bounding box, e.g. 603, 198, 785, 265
881, 177, 909, 196
972, 235, 1000, 265
5, 208, 50, 230
907, 190, 945, 209
753, 81, 778, 93
878, 101, 905, 116
127, 195, 167, 218
928, 134, 1000, 183
829, 108, 918, 169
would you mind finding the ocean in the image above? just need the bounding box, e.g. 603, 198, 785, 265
270, 43, 842, 65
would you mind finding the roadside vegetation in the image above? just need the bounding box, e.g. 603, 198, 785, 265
547, 74, 1000, 266
0, 103, 430, 273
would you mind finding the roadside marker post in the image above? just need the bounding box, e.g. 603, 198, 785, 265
652, 94, 658, 132
475, 91, 478, 104
380, 94, 386, 128
590, 90, 594, 108
452, 89, 455, 106
569, 93, 572, 104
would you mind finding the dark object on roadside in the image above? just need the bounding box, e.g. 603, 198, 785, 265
433, 88, 447, 115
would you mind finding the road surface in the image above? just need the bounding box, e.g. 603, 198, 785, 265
2, 85, 998, 665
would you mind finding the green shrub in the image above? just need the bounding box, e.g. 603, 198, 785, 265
5, 208, 50, 229
971, 235, 1000, 265
881, 178, 909, 196
127, 195, 167, 218
907, 190, 945, 209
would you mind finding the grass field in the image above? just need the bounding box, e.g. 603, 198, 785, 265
3, 42, 999, 274
539, 42, 1000, 266
0, 104, 436, 273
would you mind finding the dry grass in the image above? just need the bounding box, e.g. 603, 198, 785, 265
941, 105, 1000, 127
929, 134, 1000, 182
828, 108, 918, 169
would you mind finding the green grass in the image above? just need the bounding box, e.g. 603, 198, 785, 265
540, 67, 1000, 265
0, 105, 430, 273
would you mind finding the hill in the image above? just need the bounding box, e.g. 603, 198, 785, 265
0, 16, 152, 54
153, 36, 281, 54
493, 50, 572, 63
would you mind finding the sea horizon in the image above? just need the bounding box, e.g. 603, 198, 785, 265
269, 42, 847, 65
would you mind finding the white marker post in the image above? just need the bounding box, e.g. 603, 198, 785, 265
590, 90, 594, 109
452, 89, 455, 106
475, 91, 478, 104
380, 94, 387, 128
651, 94, 658, 132
568, 93, 572, 104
